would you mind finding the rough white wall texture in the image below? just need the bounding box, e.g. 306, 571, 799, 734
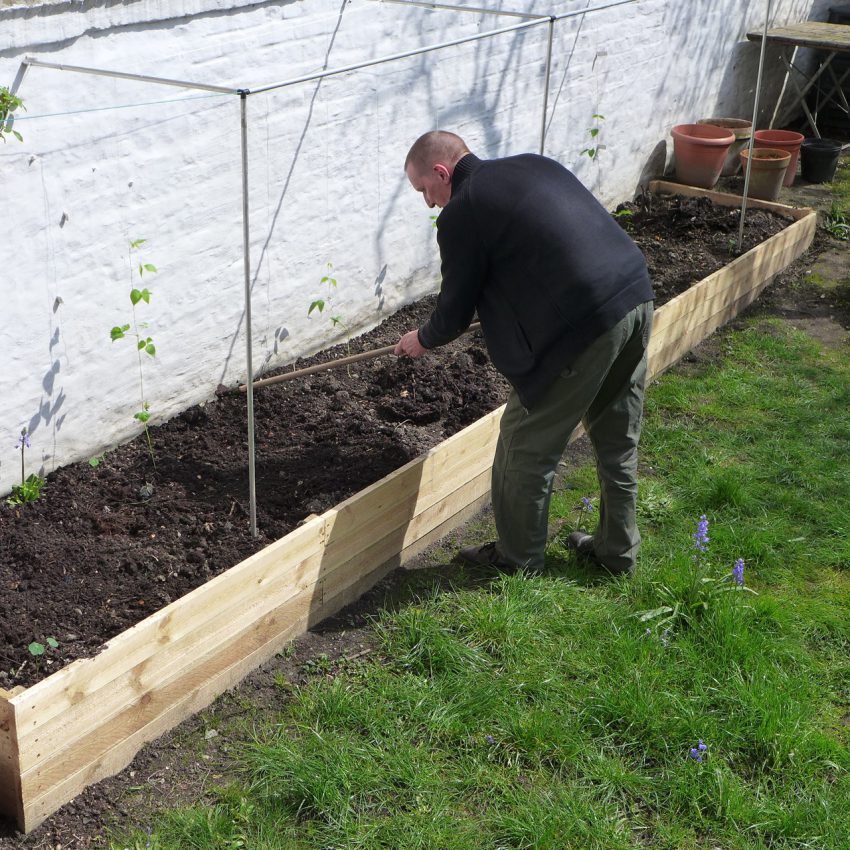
0, 0, 832, 494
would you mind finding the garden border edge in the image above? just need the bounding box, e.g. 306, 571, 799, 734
0, 184, 817, 834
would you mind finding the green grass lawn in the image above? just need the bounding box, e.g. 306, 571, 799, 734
111, 303, 850, 849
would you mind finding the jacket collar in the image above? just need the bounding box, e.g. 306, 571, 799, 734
451, 153, 481, 194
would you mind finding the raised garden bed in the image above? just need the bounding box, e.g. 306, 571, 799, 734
0, 183, 816, 833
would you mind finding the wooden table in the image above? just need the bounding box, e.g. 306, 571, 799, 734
747, 22, 850, 136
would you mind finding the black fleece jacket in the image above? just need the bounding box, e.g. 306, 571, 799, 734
418, 153, 654, 408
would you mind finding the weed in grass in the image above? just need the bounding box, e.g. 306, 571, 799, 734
822, 202, 849, 240
637, 478, 674, 525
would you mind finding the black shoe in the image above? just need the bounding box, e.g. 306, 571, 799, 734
457, 541, 517, 569
567, 531, 596, 557
566, 532, 634, 576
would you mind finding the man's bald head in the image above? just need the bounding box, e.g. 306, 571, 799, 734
404, 131, 470, 176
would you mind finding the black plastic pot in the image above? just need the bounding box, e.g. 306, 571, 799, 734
800, 138, 842, 183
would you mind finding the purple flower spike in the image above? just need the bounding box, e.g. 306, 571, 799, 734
688, 740, 707, 762
693, 514, 709, 553
15, 430, 30, 450
581, 496, 594, 513
733, 558, 745, 586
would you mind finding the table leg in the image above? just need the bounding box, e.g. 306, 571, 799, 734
776, 50, 837, 136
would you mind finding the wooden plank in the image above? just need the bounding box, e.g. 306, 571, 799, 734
650, 275, 776, 378
401, 488, 493, 569
322, 468, 493, 580
0, 693, 23, 828
14, 544, 324, 775
320, 410, 502, 570
650, 211, 816, 349
20, 544, 396, 821
6, 186, 816, 835
421, 406, 502, 506
14, 422, 500, 779
11, 515, 327, 737
21, 582, 326, 830
15, 465, 494, 802
19, 470, 495, 831
648, 180, 811, 221
746, 22, 850, 52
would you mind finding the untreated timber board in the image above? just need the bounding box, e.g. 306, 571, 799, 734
5, 412, 502, 832
0, 189, 816, 834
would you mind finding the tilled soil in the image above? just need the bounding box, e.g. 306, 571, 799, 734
0, 193, 790, 694
0, 191, 825, 848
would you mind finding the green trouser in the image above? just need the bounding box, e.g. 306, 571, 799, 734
491, 300, 654, 572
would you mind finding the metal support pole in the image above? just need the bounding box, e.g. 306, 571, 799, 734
539, 17, 555, 154
553, 0, 638, 23
251, 17, 547, 94
370, 0, 541, 18
22, 56, 238, 94
738, 0, 772, 253
373, 0, 638, 23
11, 60, 31, 95
240, 92, 259, 538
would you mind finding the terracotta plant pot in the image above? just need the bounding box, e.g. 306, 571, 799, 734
670, 123, 736, 189
753, 129, 804, 186
697, 117, 752, 176
800, 137, 842, 183
740, 147, 792, 201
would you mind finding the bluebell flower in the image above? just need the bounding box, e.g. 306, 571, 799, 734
733, 558, 745, 586
688, 740, 707, 762
15, 429, 30, 450
485, 734, 496, 745
693, 514, 709, 553
581, 496, 594, 513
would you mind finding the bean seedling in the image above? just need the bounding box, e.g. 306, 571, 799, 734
580, 114, 605, 160
308, 262, 352, 364
308, 262, 343, 328
0, 86, 24, 143
110, 239, 158, 466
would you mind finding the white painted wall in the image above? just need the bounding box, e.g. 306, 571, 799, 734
0, 0, 832, 494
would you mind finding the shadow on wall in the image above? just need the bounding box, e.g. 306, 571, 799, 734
24, 298, 68, 481
368, 11, 549, 301
634, 140, 668, 196
218, 0, 349, 388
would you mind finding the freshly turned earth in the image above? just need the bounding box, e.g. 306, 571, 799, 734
0, 193, 790, 691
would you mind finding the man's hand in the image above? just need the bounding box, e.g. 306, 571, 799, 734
394, 329, 427, 359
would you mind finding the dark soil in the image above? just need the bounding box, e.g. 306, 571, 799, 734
0, 193, 792, 694
0, 192, 804, 850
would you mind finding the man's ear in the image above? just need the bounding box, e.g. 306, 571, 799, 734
433, 163, 452, 183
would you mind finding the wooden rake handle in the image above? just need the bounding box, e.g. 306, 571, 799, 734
239, 321, 482, 392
